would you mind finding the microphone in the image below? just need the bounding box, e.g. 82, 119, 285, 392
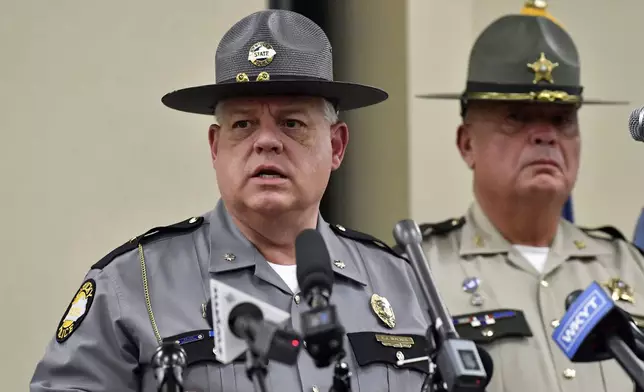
552, 281, 644, 390
628, 107, 644, 142
393, 220, 488, 391
566, 290, 644, 361
295, 228, 351, 392
151, 342, 188, 392
228, 302, 302, 366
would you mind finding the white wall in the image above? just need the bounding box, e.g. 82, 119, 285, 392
1, 0, 264, 389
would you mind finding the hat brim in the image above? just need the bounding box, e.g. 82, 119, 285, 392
162, 79, 388, 115
415, 93, 629, 106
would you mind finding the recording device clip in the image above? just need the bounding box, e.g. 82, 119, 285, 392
151, 341, 188, 392
393, 219, 490, 392
296, 229, 352, 392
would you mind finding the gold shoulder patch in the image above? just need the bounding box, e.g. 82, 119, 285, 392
56, 279, 96, 343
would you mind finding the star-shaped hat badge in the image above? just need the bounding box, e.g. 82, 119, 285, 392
527, 52, 559, 84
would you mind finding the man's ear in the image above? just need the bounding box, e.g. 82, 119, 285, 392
330, 122, 349, 170
456, 124, 475, 169
208, 124, 220, 166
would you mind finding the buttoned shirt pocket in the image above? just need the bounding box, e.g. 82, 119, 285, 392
347, 332, 429, 392
452, 309, 541, 392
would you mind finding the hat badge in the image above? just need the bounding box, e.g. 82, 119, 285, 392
248, 41, 276, 67
527, 52, 559, 84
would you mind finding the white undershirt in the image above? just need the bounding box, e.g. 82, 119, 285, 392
267, 261, 299, 293
513, 245, 550, 273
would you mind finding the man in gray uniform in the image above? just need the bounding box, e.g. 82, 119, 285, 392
31, 10, 431, 392
414, 1, 644, 391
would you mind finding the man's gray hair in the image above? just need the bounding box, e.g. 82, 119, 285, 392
214, 98, 338, 125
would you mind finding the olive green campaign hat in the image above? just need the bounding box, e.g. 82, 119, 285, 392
417, 0, 627, 108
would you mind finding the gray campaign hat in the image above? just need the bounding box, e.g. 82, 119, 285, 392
418, 0, 627, 106
162, 9, 388, 115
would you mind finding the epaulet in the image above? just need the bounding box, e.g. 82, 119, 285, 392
329, 223, 404, 260
579, 225, 627, 242
419, 217, 466, 239
91, 216, 205, 270
579, 224, 644, 257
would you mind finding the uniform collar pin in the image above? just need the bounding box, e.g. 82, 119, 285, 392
333, 260, 346, 269
474, 235, 485, 248
223, 253, 236, 262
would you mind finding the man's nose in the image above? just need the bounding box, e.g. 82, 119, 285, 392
253, 124, 284, 154
529, 125, 558, 146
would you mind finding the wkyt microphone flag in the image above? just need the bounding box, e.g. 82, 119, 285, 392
552, 281, 613, 360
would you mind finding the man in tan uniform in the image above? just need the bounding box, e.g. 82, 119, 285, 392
415, 1, 644, 391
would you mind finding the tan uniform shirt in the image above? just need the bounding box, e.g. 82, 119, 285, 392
421, 202, 644, 392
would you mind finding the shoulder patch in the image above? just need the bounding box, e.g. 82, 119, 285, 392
419, 217, 465, 239
579, 225, 627, 242
329, 223, 404, 260
56, 279, 96, 343
91, 216, 205, 270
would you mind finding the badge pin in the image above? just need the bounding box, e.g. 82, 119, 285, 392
333, 260, 346, 269
223, 253, 236, 262
604, 278, 635, 304
462, 277, 481, 293
370, 294, 396, 329
470, 292, 484, 307
236, 73, 249, 83
248, 41, 276, 67
573, 240, 586, 250
527, 52, 559, 84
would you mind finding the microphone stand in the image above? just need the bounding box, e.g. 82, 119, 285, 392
151, 342, 188, 392
393, 220, 488, 392
245, 349, 269, 392
330, 360, 351, 392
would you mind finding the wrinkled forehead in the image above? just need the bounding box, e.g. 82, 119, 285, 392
217, 96, 325, 116
468, 101, 580, 118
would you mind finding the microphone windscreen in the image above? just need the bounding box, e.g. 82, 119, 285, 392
628, 107, 644, 141
565, 289, 584, 310
295, 228, 333, 297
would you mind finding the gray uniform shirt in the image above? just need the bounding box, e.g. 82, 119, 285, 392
31, 199, 430, 392
420, 202, 644, 392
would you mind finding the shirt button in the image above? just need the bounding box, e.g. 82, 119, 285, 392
540, 280, 549, 288
563, 368, 576, 379
312, 385, 320, 392
294, 294, 301, 304
551, 319, 560, 328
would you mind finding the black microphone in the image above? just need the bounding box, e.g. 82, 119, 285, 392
296, 229, 346, 368
393, 219, 488, 392
228, 302, 302, 366
151, 342, 188, 392
565, 290, 644, 361
296, 229, 351, 392
552, 282, 644, 391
